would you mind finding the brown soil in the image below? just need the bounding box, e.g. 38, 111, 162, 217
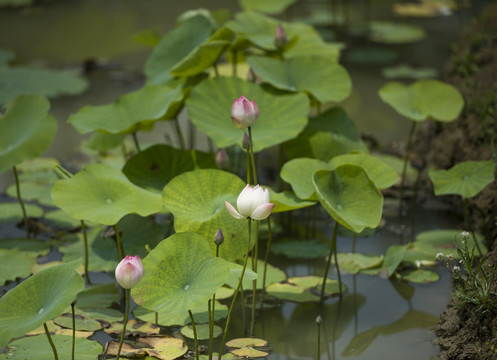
410, 5, 497, 360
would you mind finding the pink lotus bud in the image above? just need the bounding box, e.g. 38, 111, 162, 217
224, 184, 274, 221
115, 255, 144, 289
231, 95, 259, 129
275, 24, 288, 49
216, 149, 229, 169
242, 132, 250, 150
214, 228, 224, 245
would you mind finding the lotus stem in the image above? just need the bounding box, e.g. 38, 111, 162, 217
189, 120, 196, 149
320, 221, 339, 303
218, 219, 252, 359
333, 236, 343, 299
114, 224, 124, 261
209, 243, 221, 360
317, 317, 321, 360
232, 50, 237, 77
399, 121, 417, 213
463, 197, 483, 257
80, 220, 91, 284
188, 310, 200, 360
43, 322, 58, 360
247, 127, 257, 184
116, 289, 130, 360
132, 132, 141, 152
12, 166, 29, 238
260, 217, 273, 311
155, 312, 158, 326
213, 63, 219, 77
71, 301, 76, 360
173, 117, 186, 150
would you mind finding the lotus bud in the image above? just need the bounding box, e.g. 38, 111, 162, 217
316, 315, 323, 325
115, 255, 144, 289
224, 184, 274, 221
274, 24, 288, 49
231, 95, 259, 129
214, 228, 224, 245
242, 132, 250, 150
216, 149, 229, 169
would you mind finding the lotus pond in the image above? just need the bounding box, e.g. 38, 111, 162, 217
0, 1, 495, 360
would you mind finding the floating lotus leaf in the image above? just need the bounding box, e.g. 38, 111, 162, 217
379, 79, 464, 122
239, 0, 297, 14
131, 232, 231, 314
345, 46, 398, 65
0, 95, 57, 174
44, 209, 82, 228
123, 144, 216, 193
415, 229, 487, 256
226, 338, 268, 348
0, 248, 37, 284
26, 320, 92, 338
0, 260, 85, 348
225, 259, 286, 290
369, 21, 426, 44
283, 107, 368, 161
76, 307, 122, 323
162, 169, 250, 260
329, 152, 398, 190
383, 244, 409, 277
0, 202, 43, 223
281, 158, 330, 201
181, 324, 222, 339
382, 64, 438, 79
0, 67, 88, 105
6, 181, 53, 206
313, 165, 383, 233
0, 335, 101, 360
247, 55, 351, 103
68, 83, 183, 134
104, 319, 160, 336
0, 238, 50, 255
53, 315, 102, 331
105, 337, 187, 360
76, 283, 120, 309
334, 253, 383, 274
400, 269, 439, 283
429, 160, 495, 198
270, 239, 329, 259
145, 15, 214, 85
83, 132, 126, 151
270, 189, 316, 213
186, 76, 309, 152
51, 163, 162, 225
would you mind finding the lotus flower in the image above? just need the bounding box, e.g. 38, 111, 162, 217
231, 95, 259, 129
115, 255, 144, 289
224, 184, 274, 220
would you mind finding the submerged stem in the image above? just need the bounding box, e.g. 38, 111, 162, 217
260, 217, 273, 311
13, 166, 29, 238
116, 289, 130, 360
44, 322, 59, 360
80, 220, 91, 284
320, 222, 339, 303
399, 121, 417, 212
189, 310, 200, 360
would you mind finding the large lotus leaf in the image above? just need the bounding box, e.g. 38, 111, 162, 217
0, 202, 44, 223
247, 55, 351, 103
334, 252, 383, 274
270, 239, 329, 259
68, 84, 183, 134
76, 283, 120, 309
369, 21, 426, 44
313, 165, 383, 233
239, 0, 297, 14
51, 163, 162, 225
225, 11, 340, 60
181, 324, 222, 339
131, 232, 231, 314
270, 189, 316, 213
225, 259, 286, 290
281, 158, 330, 200
428, 160, 495, 198
0, 95, 57, 174
162, 169, 250, 260
283, 107, 368, 161
329, 152, 398, 190
0, 67, 88, 105
6, 181, 54, 206
0, 238, 50, 255
372, 153, 418, 184
378, 80, 464, 122
186, 76, 309, 152
0, 335, 101, 360
170, 40, 230, 77
0, 260, 85, 348
0, 248, 37, 284
145, 15, 214, 85
415, 229, 487, 256
122, 144, 216, 193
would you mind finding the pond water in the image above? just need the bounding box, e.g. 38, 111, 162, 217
0, 0, 470, 359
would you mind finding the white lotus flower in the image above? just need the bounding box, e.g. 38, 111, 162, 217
224, 184, 274, 220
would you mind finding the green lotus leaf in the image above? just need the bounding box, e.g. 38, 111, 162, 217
68, 84, 183, 134
76, 283, 120, 309
247, 55, 351, 103
0, 248, 37, 285
266, 282, 320, 302
0, 95, 57, 174
329, 152, 398, 190
0, 202, 44, 223
186, 76, 309, 152
83, 132, 126, 151
162, 169, 250, 261
6, 181, 53, 206
428, 160, 495, 198
271, 239, 329, 259
270, 189, 316, 213
51, 163, 162, 225
415, 229, 487, 256
283, 107, 368, 161
0, 238, 50, 256
334, 252, 383, 274
131, 232, 231, 314
378, 80, 464, 122
225, 259, 286, 290
345, 46, 398, 65
0, 260, 85, 348
170, 40, 230, 77
313, 165, 383, 233
381, 64, 438, 80
383, 244, 409, 277
44, 209, 82, 228
400, 269, 439, 283
181, 324, 222, 339
53, 315, 102, 331
239, 0, 297, 14
372, 153, 418, 184
145, 15, 214, 85
0, 335, 101, 360
369, 21, 426, 44
281, 158, 330, 200
122, 144, 216, 193
0, 67, 88, 105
